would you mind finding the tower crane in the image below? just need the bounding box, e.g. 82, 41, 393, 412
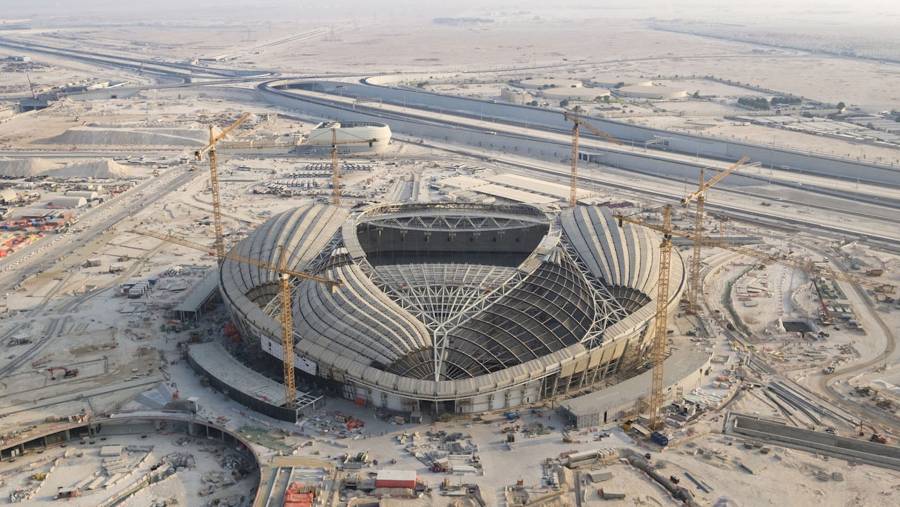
194, 112, 252, 262
326, 126, 377, 207
681, 156, 752, 313
25, 72, 37, 100
616, 205, 673, 430
618, 214, 886, 291
131, 228, 341, 409
615, 206, 887, 429
563, 112, 621, 207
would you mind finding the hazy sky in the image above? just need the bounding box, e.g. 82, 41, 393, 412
1, 0, 898, 25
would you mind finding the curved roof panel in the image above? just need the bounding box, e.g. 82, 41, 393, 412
560, 205, 661, 296
220, 203, 685, 392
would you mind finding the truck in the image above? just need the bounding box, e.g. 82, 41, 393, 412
651, 431, 669, 447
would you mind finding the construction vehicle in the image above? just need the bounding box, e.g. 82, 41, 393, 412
870, 433, 888, 444
680, 156, 752, 313
47, 366, 78, 380
131, 228, 341, 409
325, 127, 377, 206
563, 112, 621, 207
194, 112, 252, 262
650, 431, 670, 447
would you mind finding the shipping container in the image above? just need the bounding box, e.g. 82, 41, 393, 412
374, 469, 417, 490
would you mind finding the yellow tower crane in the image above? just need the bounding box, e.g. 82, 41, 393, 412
615, 207, 889, 427
563, 112, 621, 207
617, 206, 673, 430
680, 155, 752, 313
194, 113, 252, 262
131, 228, 341, 409
326, 127, 377, 207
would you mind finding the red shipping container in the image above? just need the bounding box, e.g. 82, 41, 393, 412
374, 470, 417, 489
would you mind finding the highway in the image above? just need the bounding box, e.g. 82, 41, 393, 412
266, 83, 900, 204
256, 84, 900, 244
0, 36, 269, 80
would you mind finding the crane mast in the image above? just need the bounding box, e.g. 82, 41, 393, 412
682, 156, 751, 313
207, 127, 226, 261
649, 205, 673, 430
569, 122, 580, 207
563, 112, 622, 208
277, 246, 296, 408
331, 128, 341, 205
687, 168, 705, 314
195, 113, 251, 262
327, 126, 378, 207
130, 228, 341, 410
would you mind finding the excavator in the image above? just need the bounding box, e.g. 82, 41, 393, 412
47, 366, 79, 380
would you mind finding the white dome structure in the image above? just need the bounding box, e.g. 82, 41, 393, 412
305, 121, 391, 155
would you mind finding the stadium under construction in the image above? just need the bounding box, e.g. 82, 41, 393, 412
216, 202, 685, 416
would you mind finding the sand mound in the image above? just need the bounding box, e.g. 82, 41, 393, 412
48, 159, 132, 179
0, 158, 63, 178
39, 127, 206, 146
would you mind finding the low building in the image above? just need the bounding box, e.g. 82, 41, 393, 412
559, 347, 712, 428
18, 97, 51, 112
46, 196, 87, 209
500, 87, 534, 105
615, 84, 688, 100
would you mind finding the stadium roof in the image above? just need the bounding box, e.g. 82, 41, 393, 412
219, 202, 686, 397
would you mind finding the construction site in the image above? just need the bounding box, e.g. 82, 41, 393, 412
0, 2, 898, 506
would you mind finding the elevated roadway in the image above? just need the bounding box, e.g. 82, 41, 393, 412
256, 82, 900, 249
0, 36, 270, 80
352, 77, 900, 187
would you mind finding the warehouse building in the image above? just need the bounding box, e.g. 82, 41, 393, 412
46, 196, 87, 209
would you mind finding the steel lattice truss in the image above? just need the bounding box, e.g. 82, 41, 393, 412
358, 202, 547, 234
558, 231, 631, 348
258, 205, 647, 382
362, 214, 544, 234
372, 263, 519, 330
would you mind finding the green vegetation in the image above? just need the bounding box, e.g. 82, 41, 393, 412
738, 96, 770, 110
770, 95, 801, 106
